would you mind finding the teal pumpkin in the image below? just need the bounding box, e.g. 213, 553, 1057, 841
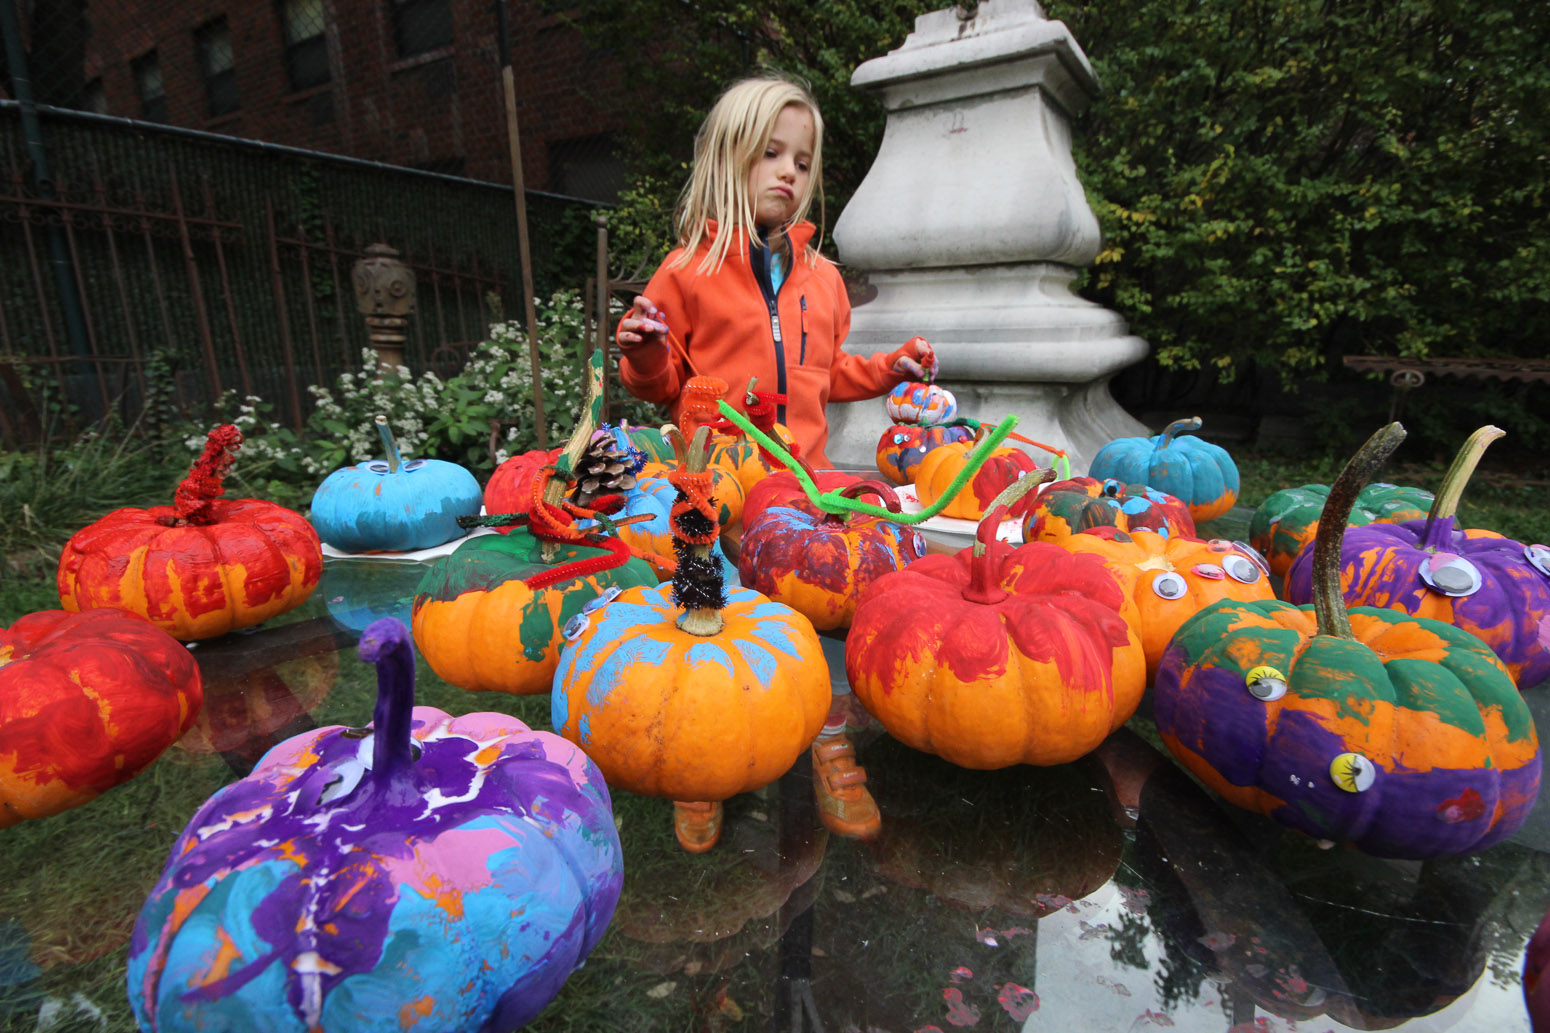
1088, 417, 1239, 523
1248, 481, 1434, 579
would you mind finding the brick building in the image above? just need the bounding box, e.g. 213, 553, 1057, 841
56, 0, 629, 199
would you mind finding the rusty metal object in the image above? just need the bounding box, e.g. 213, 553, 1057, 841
1343, 354, 1550, 384
353, 242, 417, 370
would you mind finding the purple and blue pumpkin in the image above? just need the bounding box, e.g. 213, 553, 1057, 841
310, 417, 482, 553
1248, 480, 1434, 579
1088, 416, 1239, 523
128, 617, 622, 1033
874, 423, 975, 486
1155, 424, 1541, 859
1285, 426, 1550, 690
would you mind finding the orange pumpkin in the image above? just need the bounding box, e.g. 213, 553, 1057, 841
640, 461, 745, 532
57, 425, 321, 640
1056, 528, 1276, 677
846, 477, 1146, 769
707, 423, 798, 497
913, 438, 1040, 521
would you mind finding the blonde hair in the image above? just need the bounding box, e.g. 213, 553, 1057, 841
673, 76, 825, 273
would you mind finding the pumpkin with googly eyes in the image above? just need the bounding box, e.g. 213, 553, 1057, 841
1155, 424, 1541, 859
1285, 426, 1550, 690
1054, 528, 1274, 677
1248, 480, 1433, 578
1023, 477, 1196, 544
875, 424, 975, 486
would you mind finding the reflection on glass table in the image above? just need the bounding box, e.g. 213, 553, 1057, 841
2, 556, 1548, 1033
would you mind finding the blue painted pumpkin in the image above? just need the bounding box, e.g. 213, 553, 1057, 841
1088, 417, 1239, 523
128, 618, 622, 1033
583, 478, 733, 583
311, 419, 482, 553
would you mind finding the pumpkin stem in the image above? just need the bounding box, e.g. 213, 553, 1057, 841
1312, 422, 1407, 640
374, 414, 402, 473
357, 617, 418, 786
963, 469, 1055, 604
1158, 416, 1203, 449
670, 425, 726, 635
1419, 425, 1505, 552
170, 424, 243, 526
821, 481, 901, 525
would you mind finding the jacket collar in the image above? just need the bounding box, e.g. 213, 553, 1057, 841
704, 219, 816, 258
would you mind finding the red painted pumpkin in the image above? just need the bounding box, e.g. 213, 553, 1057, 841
1023, 477, 1196, 544
738, 482, 927, 631
913, 438, 1041, 521
1, 608, 203, 827
1056, 528, 1275, 677
846, 477, 1146, 769
875, 423, 975, 486
741, 467, 861, 533
484, 447, 562, 532
57, 425, 321, 640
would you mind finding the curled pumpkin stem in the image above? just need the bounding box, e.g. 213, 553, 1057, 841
1158, 416, 1203, 448
1419, 425, 1505, 552
963, 469, 1056, 605
171, 424, 243, 526
1311, 422, 1407, 641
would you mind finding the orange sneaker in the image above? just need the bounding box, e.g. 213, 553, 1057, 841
812, 735, 881, 840
673, 800, 722, 853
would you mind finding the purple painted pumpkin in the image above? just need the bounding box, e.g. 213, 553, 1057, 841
1528, 907, 1550, 1032
127, 618, 622, 1033
1285, 426, 1550, 689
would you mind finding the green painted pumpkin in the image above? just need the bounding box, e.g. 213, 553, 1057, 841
1248, 481, 1433, 579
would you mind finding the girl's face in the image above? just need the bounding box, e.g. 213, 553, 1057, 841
747, 103, 815, 230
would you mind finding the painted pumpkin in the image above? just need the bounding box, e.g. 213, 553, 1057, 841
885, 379, 958, 426
1, 608, 203, 827
640, 461, 745, 532
1056, 528, 1274, 677
617, 421, 675, 464
582, 476, 733, 583
738, 482, 927, 631
742, 467, 861, 533
127, 618, 622, 1033
483, 447, 562, 532
846, 477, 1146, 769
1154, 423, 1541, 859
1249, 481, 1434, 579
1528, 907, 1550, 1032
707, 424, 798, 497
1089, 416, 1239, 523
412, 527, 657, 696
1022, 477, 1196, 544
875, 423, 975, 486
309, 416, 482, 552
1285, 427, 1550, 690
552, 430, 830, 803
58, 425, 321, 640
913, 439, 1041, 521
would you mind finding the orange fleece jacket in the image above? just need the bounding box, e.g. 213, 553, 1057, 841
617, 221, 900, 468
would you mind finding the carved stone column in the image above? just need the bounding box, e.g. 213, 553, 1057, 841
827, 0, 1147, 472
352, 243, 416, 371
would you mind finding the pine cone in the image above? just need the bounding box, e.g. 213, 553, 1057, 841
569, 432, 638, 507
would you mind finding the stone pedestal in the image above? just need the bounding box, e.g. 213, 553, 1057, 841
828, 0, 1147, 472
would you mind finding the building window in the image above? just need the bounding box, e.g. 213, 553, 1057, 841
131, 51, 167, 123
280, 0, 331, 91
391, 0, 453, 59
195, 19, 239, 117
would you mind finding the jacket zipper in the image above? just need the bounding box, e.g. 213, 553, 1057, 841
799, 295, 808, 366
751, 237, 788, 425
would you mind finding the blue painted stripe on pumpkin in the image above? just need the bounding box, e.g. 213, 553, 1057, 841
738, 602, 810, 661
686, 641, 736, 678
584, 636, 675, 707
736, 639, 778, 686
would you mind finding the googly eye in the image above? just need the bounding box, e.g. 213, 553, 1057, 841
1245, 665, 1287, 701
365, 461, 392, 474
1330, 752, 1377, 793
582, 586, 624, 614
1193, 563, 1226, 580
892, 432, 909, 445
1419, 553, 1483, 597
403, 459, 427, 471
1223, 553, 1263, 584
1101, 479, 1124, 497
563, 612, 591, 641
1151, 571, 1188, 599
1527, 544, 1550, 577
1207, 538, 1234, 553
1231, 542, 1271, 575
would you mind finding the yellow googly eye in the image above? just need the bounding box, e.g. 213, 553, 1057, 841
1330, 752, 1377, 793
1245, 665, 1287, 702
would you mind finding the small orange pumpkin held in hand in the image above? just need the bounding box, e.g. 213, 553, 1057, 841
58, 425, 321, 641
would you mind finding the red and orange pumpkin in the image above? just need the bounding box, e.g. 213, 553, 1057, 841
875, 423, 976, 486
912, 437, 1041, 522
741, 467, 860, 533
1, 608, 203, 826
484, 446, 562, 532
737, 482, 927, 631
1023, 477, 1196, 544
57, 425, 321, 640
1154, 423, 1541, 859
846, 475, 1146, 769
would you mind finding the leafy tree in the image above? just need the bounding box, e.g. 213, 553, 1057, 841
1045, 0, 1550, 381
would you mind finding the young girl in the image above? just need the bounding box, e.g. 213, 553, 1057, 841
616, 76, 935, 469
616, 76, 931, 851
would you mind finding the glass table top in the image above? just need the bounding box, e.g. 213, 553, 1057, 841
4, 551, 1548, 1033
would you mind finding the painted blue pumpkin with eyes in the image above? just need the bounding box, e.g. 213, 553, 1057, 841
1088, 417, 1239, 524
310, 417, 481, 553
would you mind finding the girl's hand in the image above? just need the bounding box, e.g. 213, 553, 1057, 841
618, 296, 670, 351
889, 336, 938, 381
